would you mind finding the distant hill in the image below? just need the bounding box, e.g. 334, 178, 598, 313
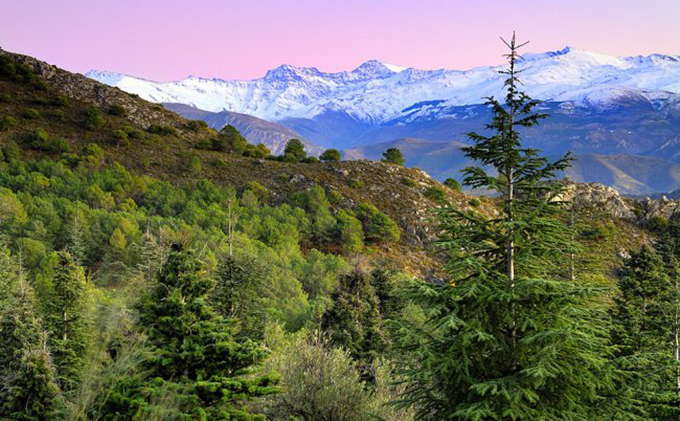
163, 103, 323, 156
346, 138, 680, 195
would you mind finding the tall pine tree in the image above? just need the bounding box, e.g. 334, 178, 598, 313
395, 33, 622, 420
44, 251, 89, 391
117, 243, 278, 419
0, 274, 61, 420
611, 245, 680, 419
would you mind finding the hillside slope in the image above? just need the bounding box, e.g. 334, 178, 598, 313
0, 48, 480, 276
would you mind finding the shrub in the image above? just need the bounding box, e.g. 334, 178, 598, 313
302, 156, 319, 163
468, 198, 481, 207
382, 148, 404, 166
320, 149, 341, 162
355, 202, 400, 243
188, 155, 202, 173
443, 178, 462, 192
83, 107, 105, 130
29, 128, 50, 149
0, 93, 12, 102
48, 138, 70, 153
147, 124, 177, 136
2, 141, 21, 161
424, 186, 446, 202
185, 120, 208, 131
51, 110, 65, 121
51, 94, 69, 106
110, 129, 130, 148
243, 143, 270, 159
349, 179, 364, 189
0, 115, 17, 130
23, 108, 40, 119
121, 126, 143, 139
401, 178, 417, 187
648, 216, 669, 232
262, 333, 379, 421
244, 181, 268, 202
107, 104, 126, 116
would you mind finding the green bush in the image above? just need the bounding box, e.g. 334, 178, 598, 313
121, 126, 143, 139
320, 149, 341, 162
648, 216, 669, 232
48, 138, 70, 153
244, 181, 269, 202
30, 128, 50, 149
83, 107, 105, 130
243, 143, 270, 159
303, 156, 319, 163
0, 115, 17, 130
468, 198, 481, 207
188, 155, 202, 173
51, 94, 69, 107
354, 202, 400, 243
110, 130, 130, 148
401, 178, 417, 187
23, 108, 41, 119
443, 178, 462, 192
0, 93, 12, 102
186, 120, 208, 131
424, 186, 446, 202
349, 179, 364, 189
107, 104, 126, 116
147, 124, 177, 136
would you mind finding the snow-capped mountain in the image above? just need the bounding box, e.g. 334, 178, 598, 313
87, 47, 680, 195
86, 47, 680, 126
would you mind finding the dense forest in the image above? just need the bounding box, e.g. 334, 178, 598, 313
1, 37, 679, 420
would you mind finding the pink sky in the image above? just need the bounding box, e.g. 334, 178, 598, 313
2, 0, 679, 81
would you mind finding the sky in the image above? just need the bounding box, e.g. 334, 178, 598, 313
2, 0, 679, 81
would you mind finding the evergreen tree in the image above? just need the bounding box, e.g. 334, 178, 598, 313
44, 251, 89, 390
611, 246, 680, 419
212, 254, 269, 340
395, 33, 621, 420
382, 148, 405, 166
132, 243, 278, 419
0, 278, 61, 420
321, 268, 387, 377
283, 139, 306, 162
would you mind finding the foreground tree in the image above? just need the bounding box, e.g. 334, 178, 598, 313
44, 251, 89, 390
0, 274, 61, 420
611, 246, 680, 419
396, 34, 623, 420
283, 139, 307, 162
108, 243, 278, 419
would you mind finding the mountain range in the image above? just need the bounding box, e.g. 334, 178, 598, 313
87, 47, 680, 195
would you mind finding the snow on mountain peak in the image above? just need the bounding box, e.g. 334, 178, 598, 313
86, 47, 680, 123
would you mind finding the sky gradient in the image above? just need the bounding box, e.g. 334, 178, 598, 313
2, 0, 679, 81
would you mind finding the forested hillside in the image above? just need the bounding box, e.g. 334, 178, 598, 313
1, 41, 679, 420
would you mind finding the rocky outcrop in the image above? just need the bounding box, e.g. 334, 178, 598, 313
559, 182, 637, 219
561, 181, 680, 222
0, 48, 185, 131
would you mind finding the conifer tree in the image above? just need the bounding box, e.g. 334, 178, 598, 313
135, 243, 278, 419
0, 277, 61, 420
321, 268, 387, 376
396, 33, 620, 420
44, 251, 89, 390
611, 246, 680, 419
